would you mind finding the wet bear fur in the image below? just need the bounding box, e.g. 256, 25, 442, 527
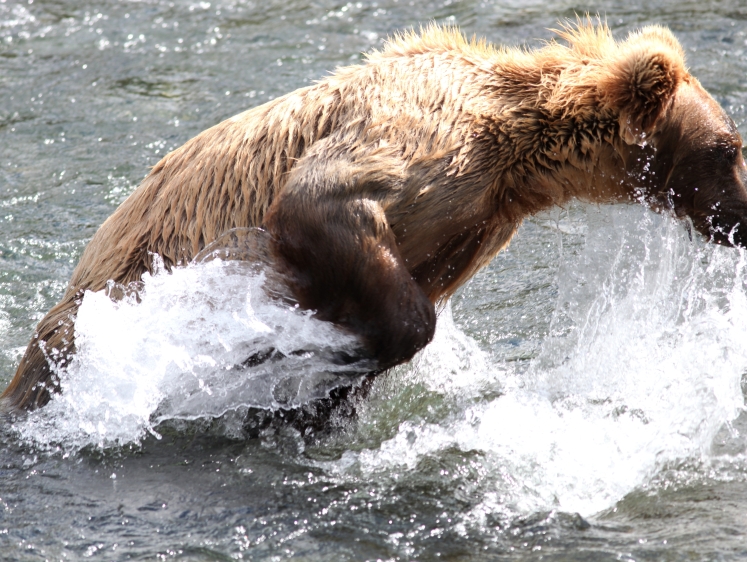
4, 21, 747, 418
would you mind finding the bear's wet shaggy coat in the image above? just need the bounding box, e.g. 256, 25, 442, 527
4, 21, 747, 414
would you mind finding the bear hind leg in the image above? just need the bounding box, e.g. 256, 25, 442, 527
1, 296, 79, 413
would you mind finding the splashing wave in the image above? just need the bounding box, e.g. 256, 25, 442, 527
10, 205, 747, 518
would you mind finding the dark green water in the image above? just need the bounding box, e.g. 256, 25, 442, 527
2, 0, 747, 559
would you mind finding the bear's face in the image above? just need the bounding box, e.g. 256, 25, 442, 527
645, 80, 747, 247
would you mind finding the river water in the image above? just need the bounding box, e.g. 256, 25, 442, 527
2, 0, 747, 559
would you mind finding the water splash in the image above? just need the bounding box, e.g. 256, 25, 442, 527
10, 205, 747, 520
320, 205, 747, 517
12, 258, 369, 450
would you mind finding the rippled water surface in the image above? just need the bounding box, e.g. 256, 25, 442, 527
3, 0, 747, 559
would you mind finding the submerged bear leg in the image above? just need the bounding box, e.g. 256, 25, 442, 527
1, 294, 79, 413
242, 372, 379, 440
264, 156, 437, 370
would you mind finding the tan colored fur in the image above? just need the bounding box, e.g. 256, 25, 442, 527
2, 21, 702, 411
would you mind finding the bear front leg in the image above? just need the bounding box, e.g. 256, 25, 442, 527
264, 165, 436, 370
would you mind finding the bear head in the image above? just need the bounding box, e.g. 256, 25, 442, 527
591, 25, 747, 246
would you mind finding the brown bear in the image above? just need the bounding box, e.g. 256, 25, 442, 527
3, 21, 747, 413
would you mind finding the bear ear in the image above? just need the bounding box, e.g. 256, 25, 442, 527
598, 27, 687, 145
